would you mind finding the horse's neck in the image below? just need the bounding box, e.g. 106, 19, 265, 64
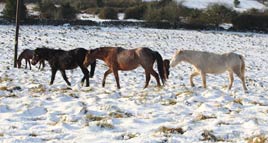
96, 49, 109, 60
181, 50, 198, 65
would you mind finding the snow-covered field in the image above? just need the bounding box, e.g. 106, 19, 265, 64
143, 0, 268, 12
0, 25, 268, 142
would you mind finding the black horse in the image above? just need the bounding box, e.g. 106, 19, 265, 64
31, 47, 96, 87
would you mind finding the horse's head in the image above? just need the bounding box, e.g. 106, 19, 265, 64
17, 59, 22, 68
163, 59, 170, 79
170, 50, 184, 67
31, 48, 42, 65
83, 49, 98, 67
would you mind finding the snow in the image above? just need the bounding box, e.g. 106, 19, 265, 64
145, 0, 268, 12
0, 25, 268, 142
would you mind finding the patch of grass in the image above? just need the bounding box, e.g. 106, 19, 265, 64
250, 101, 265, 106
246, 135, 267, 143
0, 86, 8, 91
201, 130, 223, 142
96, 121, 114, 129
29, 133, 38, 137
119, 132, 140, 140
234, 98, 243, 105
86, 114, 105, 121
175, 90, 193, 96
30, 84, 46, 93
0, 133, 3, 137
0, 77, 12, 83
5, 94, 18, 98
161, 99, 177, 106
195, 114, 216, 121
217, 121, 230, 126
109, 111, 133, 118
156, 126, 184, 136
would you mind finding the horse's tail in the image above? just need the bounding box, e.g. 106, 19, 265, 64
154, 51, 166, 85
17, 51, 24, 68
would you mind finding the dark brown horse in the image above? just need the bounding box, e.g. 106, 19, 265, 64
17, 49, 45, 70
83, 47, 168, 89
31, 47, 96, 87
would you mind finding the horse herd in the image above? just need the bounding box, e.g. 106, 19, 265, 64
17, 47, 247, 92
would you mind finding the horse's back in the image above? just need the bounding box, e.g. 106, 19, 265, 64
223, 52, 243, 67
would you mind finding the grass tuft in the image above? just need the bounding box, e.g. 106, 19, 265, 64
96, 121, 114, 129
246, 135, 267, 143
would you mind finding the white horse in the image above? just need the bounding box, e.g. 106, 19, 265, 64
170, 50, 247, 92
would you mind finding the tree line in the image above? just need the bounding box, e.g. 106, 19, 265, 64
1, 0, 268, 31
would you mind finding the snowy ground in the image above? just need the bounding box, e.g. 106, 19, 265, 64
0, 25, 268, 143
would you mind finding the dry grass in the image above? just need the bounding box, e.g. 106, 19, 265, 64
156, 126, 184, 136
250, 101, 265, 106
201, 130, 223, 142
161, 99, 177, 106
86, 114, 105, 121
0, 77, 12, 83
246, 135, 267, 143
96, 121, 114, 129
119, 132, 139, 140
175, 90, 194, 96
109, 111, 133, 118
234, 98, 243, 105
30, 84, 46, 93
29, 133, 38, 137
195, 114, 216, 121
0, 86, 8, 90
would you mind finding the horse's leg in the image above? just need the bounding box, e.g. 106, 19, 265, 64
228, 71, 234, 90
144, 70, 151, 88
112, 69, 120, 89
233, 67, 248, 91
102, 69, 112, 87
89, 60, 97, 78
201, 72, 207, 88
25, 59, 27, 69
38, 61, 41, 69
150, 69, 161, 87
190, 71, 199, 87
80, 67, 90, 87
60, 70, 71, 86
28, 60, 32, 70
50, 69, 57, 85
42, 60, 45, 70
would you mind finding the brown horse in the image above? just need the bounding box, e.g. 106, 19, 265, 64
17, 49, 45, 70
83, 47, 167, 89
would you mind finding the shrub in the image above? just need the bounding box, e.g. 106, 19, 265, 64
143, 6, 162, 22
124, 4, 147, 20
232, 14, 268, 30
38, 0, 77, 20
201, 4, 236, 26
2, 0, 27, 20
104, 0, 139, 8
99, 7, 118, 19
71, 0, 97, 11
59, 3, 77, 20
144, 1, 181, 23
38, 0, 57, 19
